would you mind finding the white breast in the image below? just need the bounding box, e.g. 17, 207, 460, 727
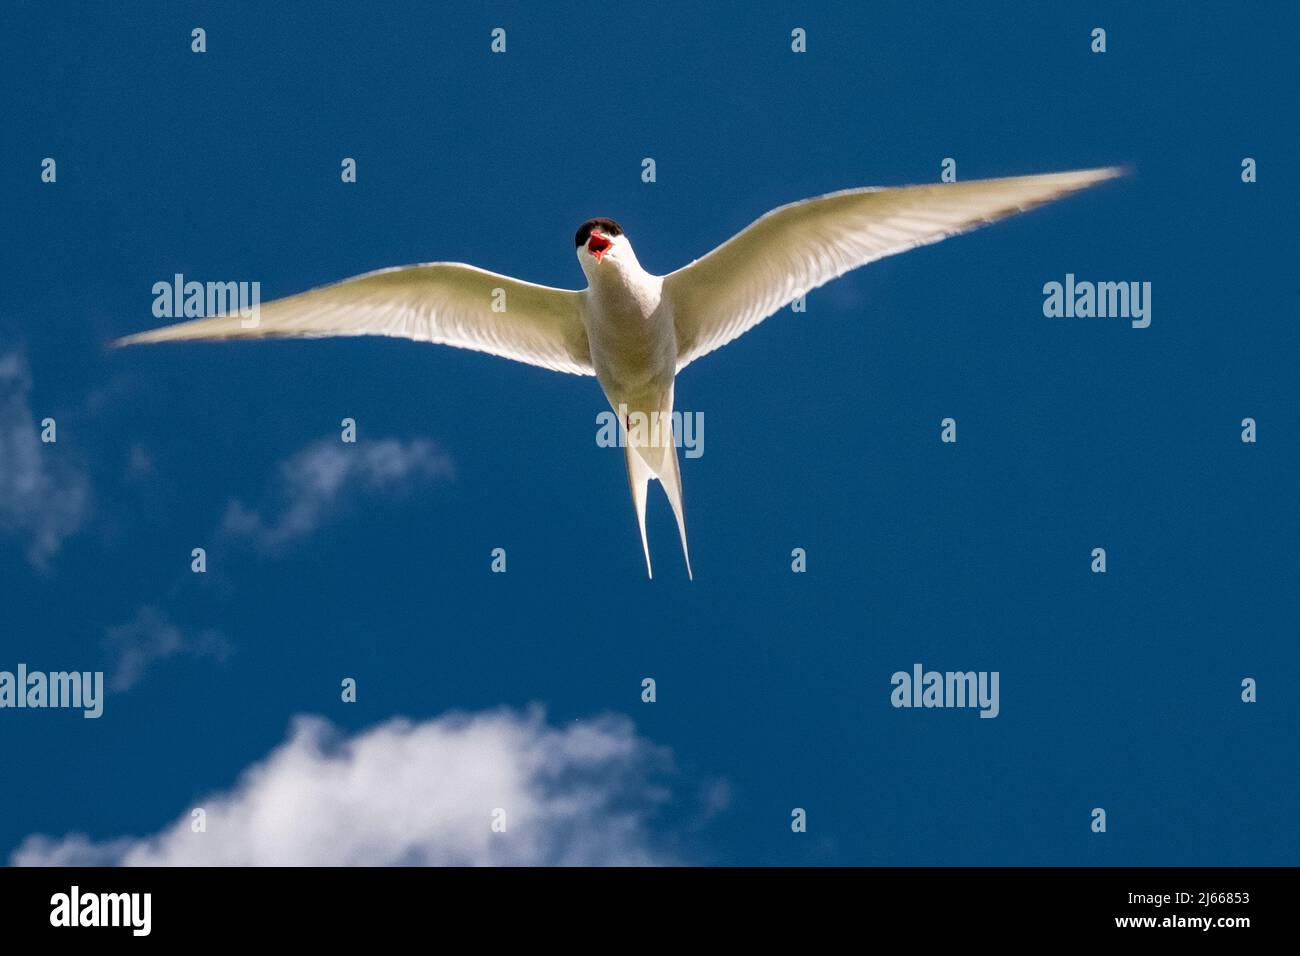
583, 264, 675, 401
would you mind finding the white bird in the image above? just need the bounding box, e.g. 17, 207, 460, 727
116, 167, 1121, 578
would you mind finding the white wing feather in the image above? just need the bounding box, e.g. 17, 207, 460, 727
667, 167, 1122, 370
115, 262, 594, 376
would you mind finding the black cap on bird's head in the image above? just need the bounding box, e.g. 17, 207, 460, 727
575, 218, 624, 263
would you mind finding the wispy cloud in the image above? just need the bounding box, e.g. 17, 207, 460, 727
222, 437, 453, 549
11, 707, 675, 866
125, 444, 153, 480
103, 606, 232, 692
0, 352, 91, 568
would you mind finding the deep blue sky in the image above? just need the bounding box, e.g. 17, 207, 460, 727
2, 2, 1296, 865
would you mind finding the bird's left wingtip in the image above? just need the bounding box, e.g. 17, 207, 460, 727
1078, 164, 1129, 184
109, 328, 169, 349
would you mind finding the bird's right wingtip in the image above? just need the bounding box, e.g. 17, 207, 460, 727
1078, 164, 1129, 184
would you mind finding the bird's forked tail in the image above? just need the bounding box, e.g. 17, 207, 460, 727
623, 440, 692, 581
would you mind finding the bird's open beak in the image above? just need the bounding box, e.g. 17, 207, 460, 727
587, 232, 612, 262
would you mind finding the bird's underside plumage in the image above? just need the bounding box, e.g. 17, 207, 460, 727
116, 167, 1122, 578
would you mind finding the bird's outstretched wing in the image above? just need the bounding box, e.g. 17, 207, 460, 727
115, 262, 595, 376
667, 167, 1122, 371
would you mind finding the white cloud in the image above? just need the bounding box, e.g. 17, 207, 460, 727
222, 437, 452, 549
11, 707, 675, 866
0, 353, 91, 567
103, 606, 232, 691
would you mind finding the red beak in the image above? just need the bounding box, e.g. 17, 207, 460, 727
587, 232, 612, 262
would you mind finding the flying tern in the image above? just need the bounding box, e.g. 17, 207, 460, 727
116, 167, 1122, 578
